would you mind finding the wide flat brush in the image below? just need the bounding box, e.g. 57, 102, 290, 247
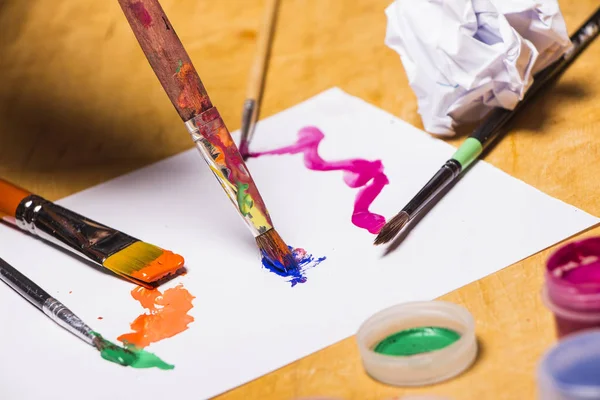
0, 256, 173, 369
0, 178, 185, 288
239, 0, 281, 159
374, 7, 600, 247
117, 0, 298, 272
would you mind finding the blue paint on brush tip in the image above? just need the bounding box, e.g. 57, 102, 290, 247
261, 246, 326, 287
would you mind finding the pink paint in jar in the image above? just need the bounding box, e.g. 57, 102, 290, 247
542, 237, 600, 338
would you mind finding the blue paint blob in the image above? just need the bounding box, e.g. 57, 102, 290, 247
261, 246, 326, 287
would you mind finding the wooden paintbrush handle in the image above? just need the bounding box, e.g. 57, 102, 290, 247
117, 0, 212, 121
246, 0, 280, 100
0, 179, 31, 218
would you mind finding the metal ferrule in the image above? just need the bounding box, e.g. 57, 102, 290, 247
42, 298, 96, 346
405, 159, 462, 217
14, 195, 138, 265
240, 99, 257, 142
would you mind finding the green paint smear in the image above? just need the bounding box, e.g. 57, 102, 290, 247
236, 182, 254, 216
374, 327, 461, 356
93, 333, 174, 370
175, 60, 183, 74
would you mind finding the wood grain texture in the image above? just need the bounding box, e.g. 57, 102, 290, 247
0, 0, 599, 398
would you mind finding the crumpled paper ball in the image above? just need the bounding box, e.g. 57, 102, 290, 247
384, 0, 573, 136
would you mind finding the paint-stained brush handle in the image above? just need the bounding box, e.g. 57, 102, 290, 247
117, 0, 212, 121
118, 0, 278, 237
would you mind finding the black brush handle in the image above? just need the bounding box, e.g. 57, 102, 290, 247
403, 160, 461, 216
471, 6, 600, 148
400, 7, 600, 222
0, 257, 50, 310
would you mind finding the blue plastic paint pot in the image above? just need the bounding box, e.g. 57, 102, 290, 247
538, 329, 600, 399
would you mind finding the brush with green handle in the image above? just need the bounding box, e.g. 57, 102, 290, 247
374, 6, 600, 247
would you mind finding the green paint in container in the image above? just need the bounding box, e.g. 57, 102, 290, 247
357, 301, 478, 387
374, 327, 461, 356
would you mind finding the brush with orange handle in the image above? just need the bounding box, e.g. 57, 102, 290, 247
0, 178, 185, 288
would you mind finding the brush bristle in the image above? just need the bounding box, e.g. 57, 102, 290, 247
373, 211, 410, 245
92, 334, 138, 366
256, 229, 298, 272
103, 241, 185, 286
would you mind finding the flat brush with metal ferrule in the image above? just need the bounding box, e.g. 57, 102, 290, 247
374, 6, 600, 247
0, 256, 173, 369
0, 178, 185, 288
117, 0, 298, 272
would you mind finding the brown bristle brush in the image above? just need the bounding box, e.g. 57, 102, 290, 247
0, 178, 185, 288
117, 0, 298, 272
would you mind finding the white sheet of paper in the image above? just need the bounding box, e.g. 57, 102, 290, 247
0, 88, 597, 400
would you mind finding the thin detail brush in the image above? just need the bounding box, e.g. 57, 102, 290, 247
117, 0, 297, 272
0, 179, 185, 288
0, 256, 173, 369
239, 0, 281, 159
374, 7, 600, 246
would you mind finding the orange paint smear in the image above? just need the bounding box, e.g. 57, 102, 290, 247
131, 250, 185, 282
118, 284, 195, 349
176, 63, 206, 115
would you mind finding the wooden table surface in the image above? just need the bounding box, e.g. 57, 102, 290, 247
1, 0, 599, 398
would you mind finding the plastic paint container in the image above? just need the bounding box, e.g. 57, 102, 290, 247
542, 237, 600, 338
356, 301, 477, 387
537, 329, 600, 399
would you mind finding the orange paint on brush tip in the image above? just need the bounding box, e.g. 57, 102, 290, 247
131, 250, 185, 283
0, 179, 31, 218
118, 284, 195, 348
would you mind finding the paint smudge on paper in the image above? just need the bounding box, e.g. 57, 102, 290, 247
129, 2, 153, 28
262, 246, 326, 286
247, 126, 389, 234
93, 332, 174, 370
118, 284, 195, 349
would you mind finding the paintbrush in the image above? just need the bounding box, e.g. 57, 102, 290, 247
374, 7, 600, 247
239, 0, 281, 159
0, 256, 173, 369
117, 0, 298, 272
0, 178, 185, 288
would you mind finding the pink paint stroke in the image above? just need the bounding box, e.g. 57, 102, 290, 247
247, 126, 389, 234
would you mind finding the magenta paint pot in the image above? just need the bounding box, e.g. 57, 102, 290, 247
542, 237, 600, 338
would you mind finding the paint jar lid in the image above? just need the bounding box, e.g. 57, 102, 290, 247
356, 301, 477, 387
538, 329, 600, 399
